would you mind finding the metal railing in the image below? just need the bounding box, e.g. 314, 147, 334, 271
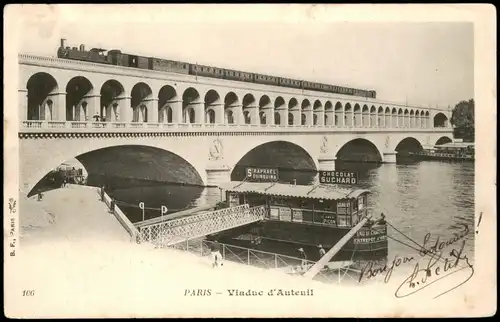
19, 120, 451, 133
164, 238, 361, 285
138, 205, 266, 247
357, 224, 387, 237
99, 189, 139, 242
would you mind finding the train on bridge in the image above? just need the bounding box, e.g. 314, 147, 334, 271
57, 39, 377, 99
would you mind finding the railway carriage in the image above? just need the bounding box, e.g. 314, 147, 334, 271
56, 38, 377, 99
303, 81, 322, 91
278, 77, 302, 89
254, 73, 280, 86
224, 69, 254, 82
321, 83, 332, 91
152, 58, 190, 74
190, 64, 225, 79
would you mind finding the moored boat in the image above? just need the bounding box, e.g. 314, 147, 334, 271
409, 142, 475, 161
208, 181, 388, 263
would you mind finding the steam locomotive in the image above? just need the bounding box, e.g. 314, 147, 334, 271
57, 39, 377, 99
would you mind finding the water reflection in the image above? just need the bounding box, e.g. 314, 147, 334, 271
88, 175, 219, 223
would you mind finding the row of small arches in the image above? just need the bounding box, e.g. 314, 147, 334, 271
25, 72, 448, 127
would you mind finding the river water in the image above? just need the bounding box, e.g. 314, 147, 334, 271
95, 160, 475, 265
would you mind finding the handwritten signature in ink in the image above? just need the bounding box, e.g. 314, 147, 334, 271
359, 255, 416, 283
419, 223, 470, 257
395, 239, 474, 299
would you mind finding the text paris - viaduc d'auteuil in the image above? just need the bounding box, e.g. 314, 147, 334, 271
227, 289, 314, 296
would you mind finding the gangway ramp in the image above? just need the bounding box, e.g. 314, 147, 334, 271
134, 203, 218, 229
138, 204, 266, 247
302, 215, 371, 279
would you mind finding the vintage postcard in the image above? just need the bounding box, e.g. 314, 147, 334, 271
3, 4, 496, 318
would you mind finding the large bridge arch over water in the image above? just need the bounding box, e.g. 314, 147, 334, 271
20, 137, 210, 194
230, 140, 318, 183
335, 138, 383, 163
77, 145, 204, 186
435, 136, 453, 146
394, 137, 425, 153
20, 131, 453, 195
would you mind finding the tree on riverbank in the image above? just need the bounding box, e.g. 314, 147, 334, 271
450, 99, 474, 142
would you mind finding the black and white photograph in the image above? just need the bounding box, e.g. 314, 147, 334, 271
4, 4, 496, 318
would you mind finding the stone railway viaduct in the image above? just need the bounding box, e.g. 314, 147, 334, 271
17, 54, 453, 193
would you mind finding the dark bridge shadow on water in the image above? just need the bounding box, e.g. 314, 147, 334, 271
88, 174, 206, 223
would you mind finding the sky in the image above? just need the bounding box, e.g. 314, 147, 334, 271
11, 4, 475, 109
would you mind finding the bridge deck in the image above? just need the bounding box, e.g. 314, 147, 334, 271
19, 120, 452, 134
138, 204, 266, 247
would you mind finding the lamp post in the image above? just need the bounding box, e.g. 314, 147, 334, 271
161, 205, 168, 222
139, 202, 145, 222
160, 205, 168, 246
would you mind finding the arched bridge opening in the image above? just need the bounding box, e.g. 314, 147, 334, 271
29, 159, 89, 197
336, 139, 382, 163
29, 145, 205, 223
335, 139, 383, 174
26, 72, 59, 120
435, 136, 453, 146
395, 137, 424, 154
433, 113, 449, 128
76, 145, 204, 188
231, 141, 317, 184
394, 137, 424, 163
66, 76, 94, 121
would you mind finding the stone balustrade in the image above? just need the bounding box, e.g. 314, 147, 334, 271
19, 120, 452, 134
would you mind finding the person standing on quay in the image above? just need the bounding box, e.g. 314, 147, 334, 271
109, 197, 116, 214
298, 248, 307, 271
210, 240, 223, 268
318, 244, 329, 270
378, 213, 386, 225
318, 244, 326, 258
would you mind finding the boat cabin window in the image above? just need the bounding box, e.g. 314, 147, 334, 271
337, 201, 351, 214
228, 192, 269, 207
225, 188, 369, 229
227, 192, 242, 207
246, 193, 268, 206
336, 200, 353, 228
357, 195, 367, 211
270, 196, 290, 207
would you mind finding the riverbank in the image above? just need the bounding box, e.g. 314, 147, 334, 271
19, 185, 131, 246
5, 186, 485, 318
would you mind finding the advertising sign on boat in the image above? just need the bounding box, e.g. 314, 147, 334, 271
322, 214, 337, 225
246, 167, 279, 182
279, 207, 292, 221
291, 208, 302, 222
319, 171, 358, 185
